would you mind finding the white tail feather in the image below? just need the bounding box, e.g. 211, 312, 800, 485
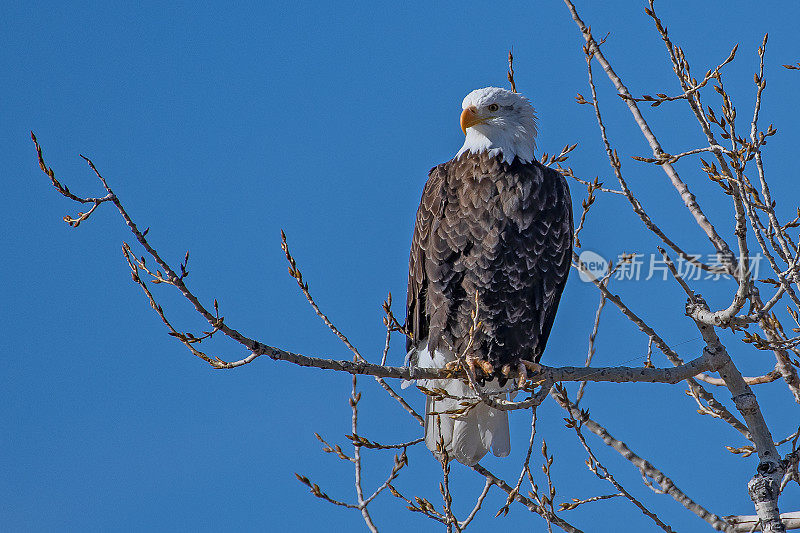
413, 343, 511, 466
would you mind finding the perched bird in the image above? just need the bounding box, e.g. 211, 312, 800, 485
405, 87, 573, 466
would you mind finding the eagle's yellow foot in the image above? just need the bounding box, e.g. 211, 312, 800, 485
475, 358, 494, 376
444, 360, 461, 371
467, 357, 494, 377
462, 356, 493, 380
463, 356, 480, 378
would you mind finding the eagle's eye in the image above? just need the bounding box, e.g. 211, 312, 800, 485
487, 103, 499, 112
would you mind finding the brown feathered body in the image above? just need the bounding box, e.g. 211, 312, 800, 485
405, 150, 572, 466
406, 150, 573, 370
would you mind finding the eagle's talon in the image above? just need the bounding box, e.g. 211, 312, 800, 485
476, 359, 494, 376
463, 356, 494, 380
444, 360, 461, 371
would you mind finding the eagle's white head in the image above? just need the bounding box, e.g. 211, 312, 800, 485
456, 86, 538, 164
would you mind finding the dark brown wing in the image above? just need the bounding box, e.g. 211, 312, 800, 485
406, 164, 447, 353
524, 161, 573, 362
406, 152, 573, 369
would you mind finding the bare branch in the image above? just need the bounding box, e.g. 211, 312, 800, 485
295, 473, 360, 510
559, 493, 624, 511
459, 479, 493, 530
564, 0, 737, 269
576, 272, 609, 404
696, 367, 782, 387
690, 302, 787, 531
559, 386, 676, 532
553, 388, 733, 531
471, 463, 585, 533
577, 40, 721, 274
507, 50, 516, 93
623, 42, 738, 106
576, 252, 752, 438
725, 511, 800, 532
31, 132, 115, 225
496, 410, 539, 518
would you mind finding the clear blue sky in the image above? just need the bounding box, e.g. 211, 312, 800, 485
4, 1, 800, 531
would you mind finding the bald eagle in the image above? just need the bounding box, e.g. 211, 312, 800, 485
405, 87, 573, 466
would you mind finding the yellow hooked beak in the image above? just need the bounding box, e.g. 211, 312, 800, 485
460, 105, 485, 134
